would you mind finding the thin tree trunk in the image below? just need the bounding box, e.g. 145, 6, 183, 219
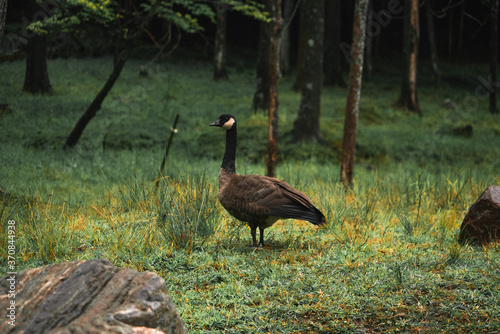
64, 50, 131, 149
279, 0, 293, 76
458, 0, 465, 51
426, 0, 441, 87
490, 0, 499, 114
396, 0, 421, 115
156, 114, 180, 188
266, 0, 282, 177
340, 0, 369, 187
291, 0, 324, 143
252, 3, 272, 112
364, 0, 373, 81
324, 0, 346, 87
213, 2, 228, 81
292, 1, 307, 92
23, 0, 53, 95
0, 0, 7, 44
374, 0, 387, 56
448, 8, 454, 56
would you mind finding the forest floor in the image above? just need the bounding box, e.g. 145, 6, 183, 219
1, 54, 499, 333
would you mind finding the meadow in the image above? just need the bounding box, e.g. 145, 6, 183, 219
1, 53, 499, 333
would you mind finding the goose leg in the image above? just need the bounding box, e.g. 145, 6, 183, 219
259, 227, 265, 247
251, 227, 258, 247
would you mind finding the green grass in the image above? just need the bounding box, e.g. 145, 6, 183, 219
1, 55, 499, 332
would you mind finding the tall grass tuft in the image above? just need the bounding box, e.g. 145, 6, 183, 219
13, 193, 78, 264
333, 189, 378, 248
390, 260, 405, 289
0, 194, 25, 266
156, 173, 220, 251
394, 174, 428, 240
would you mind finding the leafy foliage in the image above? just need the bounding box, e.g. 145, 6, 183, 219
30, 0, 122, 34
29, 0, 267, 37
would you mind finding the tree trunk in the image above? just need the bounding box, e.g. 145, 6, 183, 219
340, 0, 369, 187
291, 0, 324, 143
64, 50, 131, 150
23, 0, 53, 95
396, 0, 421, 115
363, 0, 373, 81
23, 34, 53, 95
373, 0, 387, 56
279, 0, 293, 76
426, 0, 441, 87
213, 2, 228, 81
266, 0, 282, 177
324, 0, 346, 87
252, 2, 272, 112
490, 0, 499, 114
458, 0, 465, 51
447, 8, 453, 56
292, 1, 307, 92
0, 0, 7, 44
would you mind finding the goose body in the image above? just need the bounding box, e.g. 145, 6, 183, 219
210, 114, 326, 246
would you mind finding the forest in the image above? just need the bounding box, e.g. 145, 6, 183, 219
1, 0, 500, 333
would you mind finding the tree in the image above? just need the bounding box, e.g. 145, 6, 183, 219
23, 0, 53, 95
458, 0, 465, 51
363, 0, 373, 81
54, 0, 158, 149
291, 0, 324, 143
396, 0, 421, 115
266, 0, 282, 177
213, 1, 228, 81
64, 48, 131, 149
447, 2, 454, 56
279, 0, 293, 76
324, 0, 345, 87
0, 0, 7, 44
0, 0, 7, 114
426, 0, 441, 87
490, 0, 499, 114
340, 0, 369, 187
252, 0, 274, 111
292, 1, 306, 91
31, 0, 265, 149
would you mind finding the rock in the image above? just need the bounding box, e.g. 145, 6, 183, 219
0, 259, 186, 334
459, 186, 500, 245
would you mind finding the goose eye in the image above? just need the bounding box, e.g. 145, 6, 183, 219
222, 117, 235, 130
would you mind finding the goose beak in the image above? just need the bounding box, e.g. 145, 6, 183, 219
209, 119, 222, 127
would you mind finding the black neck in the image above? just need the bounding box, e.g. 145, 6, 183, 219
222, 124, 237, 174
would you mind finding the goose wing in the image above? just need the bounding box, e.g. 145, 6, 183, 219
268, 180, 326, 225
220, 175, 325, 225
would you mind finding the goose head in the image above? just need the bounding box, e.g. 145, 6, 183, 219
209, 114, 236, 130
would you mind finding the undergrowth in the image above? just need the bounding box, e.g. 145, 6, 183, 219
0, 56, 499, 332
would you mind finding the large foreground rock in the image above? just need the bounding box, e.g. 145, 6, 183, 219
459, 186, 500, 245
0, 259, 186, 334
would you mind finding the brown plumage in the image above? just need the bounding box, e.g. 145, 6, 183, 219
210, 114, 326, 247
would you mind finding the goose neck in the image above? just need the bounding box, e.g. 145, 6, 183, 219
222, 125, 236, 174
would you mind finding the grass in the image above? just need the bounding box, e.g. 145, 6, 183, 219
1, 53, 500, 332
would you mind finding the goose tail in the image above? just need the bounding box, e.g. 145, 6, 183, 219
280, 204, 326, 226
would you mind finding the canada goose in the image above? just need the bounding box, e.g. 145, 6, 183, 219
209, 114, 326, 247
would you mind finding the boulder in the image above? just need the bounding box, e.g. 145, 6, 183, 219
459, 186, 500, 245
0, 259, 186, 334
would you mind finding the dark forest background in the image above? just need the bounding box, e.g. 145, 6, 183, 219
2, 0, 496, 64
